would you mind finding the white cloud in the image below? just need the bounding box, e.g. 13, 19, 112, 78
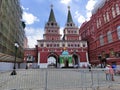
74, 11, 86, 25
60, 0, 71, 5
85, 0, 97, 20
22, 12, 39, 25
25, 27, 44, 48
21, 6, 29, 11
86, 0, 96, 11
60, 27, 64, 39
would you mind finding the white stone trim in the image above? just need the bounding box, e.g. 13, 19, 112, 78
60, 64, 64, 68
79, 62, 88, 68
86, 52, 89, 63
39, 63, 48, 68
69, 63, 73, 67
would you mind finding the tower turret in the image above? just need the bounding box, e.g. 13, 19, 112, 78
63, 6, 80, 41
43, 5, 61, 40
48, 4, 56, 22
65, 6, 75, 27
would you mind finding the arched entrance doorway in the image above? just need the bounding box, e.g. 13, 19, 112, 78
65, 59, 69, 68
47, 54, 58, 68
72, 54, 79, 68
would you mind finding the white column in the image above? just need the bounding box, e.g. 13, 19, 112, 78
86, 52, 89, 63
44, 42, 46, 47
38, 51, 40, 65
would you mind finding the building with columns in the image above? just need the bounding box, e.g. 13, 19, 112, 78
79, 0, 120, 67
24, 5, 89, 68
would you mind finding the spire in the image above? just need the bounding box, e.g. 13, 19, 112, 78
48, 4, 56, 22
67, 6, 73, 23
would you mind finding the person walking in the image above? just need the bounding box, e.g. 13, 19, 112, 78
109, 65, 115, 81
105, 65, 111, 80
87, 64, 91, 71
112, 64, 116, 75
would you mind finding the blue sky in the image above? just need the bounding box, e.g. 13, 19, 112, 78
20, 0, 101, 48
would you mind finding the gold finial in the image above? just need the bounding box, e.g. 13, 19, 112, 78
68, 6, 70, 10
63, 47, 66, 50
51, 4, 53, 9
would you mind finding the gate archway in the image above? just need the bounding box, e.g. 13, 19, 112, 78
47, 53, 59, 68
72, 54, 79, 67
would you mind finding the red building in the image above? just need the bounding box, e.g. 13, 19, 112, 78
24, 5, 88, 68
24, 48, 37, 62
79, 0, 120, 67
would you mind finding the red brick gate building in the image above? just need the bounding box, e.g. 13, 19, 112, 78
24, 6, 88, 68
79, 0, 120, 67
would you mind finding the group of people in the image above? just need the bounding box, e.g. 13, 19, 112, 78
105, 65, 115, 81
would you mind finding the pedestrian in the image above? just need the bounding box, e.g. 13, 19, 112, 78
112, 64, 116, 75
109, 65, 115, 81
88, 64, 91, 71
105, 65, 111, 80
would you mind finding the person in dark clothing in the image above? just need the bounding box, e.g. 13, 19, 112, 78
112, 64, 117, 75
88, 64, 91, 71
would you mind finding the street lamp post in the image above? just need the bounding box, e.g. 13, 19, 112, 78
11, 42, 19, 75
26, 54, 29, 69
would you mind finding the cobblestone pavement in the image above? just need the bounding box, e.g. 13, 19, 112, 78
0, 69, 120, 90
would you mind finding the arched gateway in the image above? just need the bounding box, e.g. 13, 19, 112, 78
37, 5, 89, 68
47, 53, 59, 68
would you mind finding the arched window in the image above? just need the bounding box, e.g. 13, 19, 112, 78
100, 35, 104, 46
116, 4, 120, 15
107, 31, 113, 43
117, 26, 120, 39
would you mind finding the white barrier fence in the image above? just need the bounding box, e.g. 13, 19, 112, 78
0, 69, 120, 90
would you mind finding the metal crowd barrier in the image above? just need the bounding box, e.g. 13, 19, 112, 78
0, 68, 120, 90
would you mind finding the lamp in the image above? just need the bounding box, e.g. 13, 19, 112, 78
11, 42, 19, 75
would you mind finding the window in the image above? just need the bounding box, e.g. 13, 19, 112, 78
106, 12, 110, 22
112, 7, 116, 18
62, 44, 65, 47
100, 35, 104, 46
96, 20, 99, 28
116, 4, 120, 15
68, 44, 70, 47
41, 44, 43, 47
99, 18, 101, 26
109, 49, 115, 57
57, 44, 59, 47
83, 44, 86, 47
103, 14, 107, 23
107, 31, 113, 43
105, 54, 110, 58
101, 51, 106, 58
47, 44, 49, 47
115, 52, 120, 57
54, 44, 56, 47
117, 26, 120, 39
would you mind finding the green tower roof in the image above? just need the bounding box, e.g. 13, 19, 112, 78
48, 4, 56, 22
67, 6, 73, 23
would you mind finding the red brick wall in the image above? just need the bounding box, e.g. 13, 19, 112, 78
79, 0, 120, 64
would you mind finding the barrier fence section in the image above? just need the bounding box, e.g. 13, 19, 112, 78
0, 69, 120, 90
